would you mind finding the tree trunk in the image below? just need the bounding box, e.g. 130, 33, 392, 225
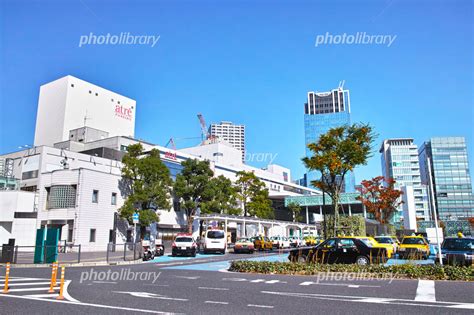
333, 196, 339, 237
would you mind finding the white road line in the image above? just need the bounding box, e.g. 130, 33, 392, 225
7, 282, 51, 286
7, 287, 59, 292
0, 294, 182, 314
300, 281, 313, 286
198, 287, 229, 291
222, 278, 247, 282
25, 294, 59, 298
447, 304, 474, 310
205, 301, 229, 305
265, 280, 286, 284
415, 280, 436, 302
1, 277, 45, 282
248, 304, 274, 309
174, 275, 200, 279
250, 279, 265, 283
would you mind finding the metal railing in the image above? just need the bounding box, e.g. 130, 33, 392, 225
0, 245, 81, 264
106, 242, 142, 263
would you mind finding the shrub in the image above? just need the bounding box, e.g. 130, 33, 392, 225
228, 260, 473, 281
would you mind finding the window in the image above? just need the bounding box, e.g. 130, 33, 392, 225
71, 84, 74, 87
111, 192, 117, 205
92, 190, 99, 203
90, 229, 96, 242
47, 185, 77, 209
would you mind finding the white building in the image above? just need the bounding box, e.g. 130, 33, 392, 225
34, 75, 136, 147
380, 139, 430, 221
209, 121, 245, 161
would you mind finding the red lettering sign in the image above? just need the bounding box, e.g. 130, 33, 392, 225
115, 105, 133, 120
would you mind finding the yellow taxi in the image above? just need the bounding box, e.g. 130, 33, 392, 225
254, 236, 273, 251
341, 236, 394, 259
398, 235, 430, 259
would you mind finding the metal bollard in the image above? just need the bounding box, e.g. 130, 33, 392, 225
2, 262, 10, 293
56, 266, 65, 300
48, 262, 58, 293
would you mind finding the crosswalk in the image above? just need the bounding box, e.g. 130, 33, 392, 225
0, 276, 74, 301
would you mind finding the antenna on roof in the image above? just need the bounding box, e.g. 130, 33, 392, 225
84, 110, 92, 127
338, 80, 345, 90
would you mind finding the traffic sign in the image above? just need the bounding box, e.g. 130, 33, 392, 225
132, 213, 139, 223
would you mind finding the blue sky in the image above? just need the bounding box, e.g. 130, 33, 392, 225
0, 0, 473, 184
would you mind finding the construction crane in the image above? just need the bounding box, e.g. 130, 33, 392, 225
197, 113, 209, 141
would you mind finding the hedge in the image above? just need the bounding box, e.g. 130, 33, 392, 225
229, 260, 473, 281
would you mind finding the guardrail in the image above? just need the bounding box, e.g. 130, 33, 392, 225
106, 242, 142, 263
0, 245, 81, 264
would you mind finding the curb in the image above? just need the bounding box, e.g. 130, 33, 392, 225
0, 259, 144, 269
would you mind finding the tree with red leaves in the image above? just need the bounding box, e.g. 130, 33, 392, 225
357, 176, 404, 225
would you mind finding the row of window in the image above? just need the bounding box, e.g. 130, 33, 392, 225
92, 189, 117, 205
70, 83, 122, 104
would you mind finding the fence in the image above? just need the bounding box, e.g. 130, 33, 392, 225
0, 245, 81, 264
106, 242, 142, 264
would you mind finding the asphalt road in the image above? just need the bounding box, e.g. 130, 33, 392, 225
1, 252, 473, 314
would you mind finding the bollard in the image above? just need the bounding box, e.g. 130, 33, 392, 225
56, 266, 65, 300
48, 262, 58, 293
2, 262, 10, 294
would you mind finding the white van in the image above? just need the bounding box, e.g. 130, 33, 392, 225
203, 229, 226, 254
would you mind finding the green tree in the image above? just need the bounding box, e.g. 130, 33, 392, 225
235, 171, 273, 219
303, 124, 375, 237
287, 201, 303, 222
119, 144, 172, 237
173, 159, 215, 233
201, 175, 240, 215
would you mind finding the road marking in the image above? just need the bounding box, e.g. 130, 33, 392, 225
114, 291, 189, 301
447, 304, 474, 310
26, 293, 59, 298
261, 290, 474, 310
265, 280, 287, 284
248, 304, 274, 308
0, 294, 182, 314
1, 277, 44, 282
7, 287, 59, 292
222, 277, 247, 282
7, 282, 51, 286
205, 300, 229, 305
250, 279, 265, 283
174, 275, 200, 279
300, 281, 313, 286
415, 280, 436, 302
198, 287, 229, 291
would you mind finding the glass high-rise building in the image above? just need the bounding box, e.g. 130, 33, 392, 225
303, 85, 355, 192
419, 137, 474, 221
380, 139, 430, 222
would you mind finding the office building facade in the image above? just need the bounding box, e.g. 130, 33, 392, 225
304, 86, 355, 192
380, 139, 430, 222
419, 137, 474, 221
209, 121, 245, 162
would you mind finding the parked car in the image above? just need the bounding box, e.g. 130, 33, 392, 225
356, 237, 394, 258
438, 237, 473, 266
270, 236, 291, 249
374, 236, 399, 254
203, 228, 227, 254
288, 237, 390, 265
289, 236, 305, 247
398, 235, 430, 259
254, 236, 273, 251
171, 234, 197, 257
234, 238, 255, 254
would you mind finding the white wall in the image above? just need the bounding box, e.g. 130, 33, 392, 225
34, 75, 136, 147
